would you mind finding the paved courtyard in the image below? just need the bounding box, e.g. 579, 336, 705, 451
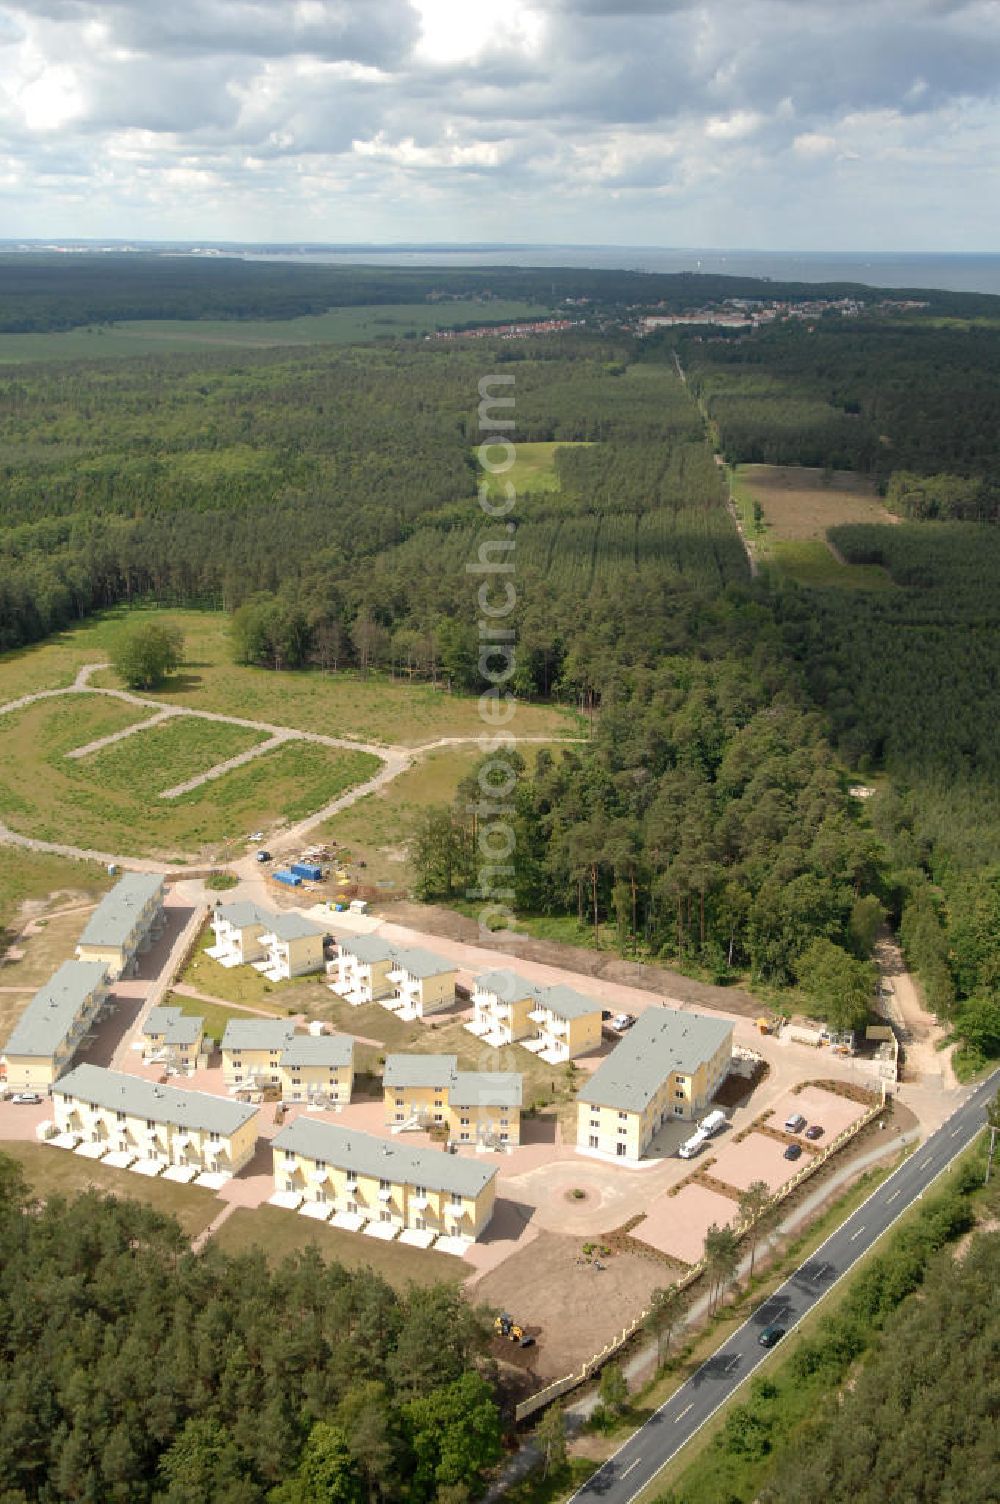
768, 1084, 870, 1140
632, 1181, 742, 1264
709, 1130, 814, 1194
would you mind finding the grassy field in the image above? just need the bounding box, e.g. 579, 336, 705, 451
0, 300, 552, 364
731, 464, 895, 589
0, 1141, 220, 1238
0, 693, 379, 858
165, 989, 284, 1044
479, 440, 593, 498
210, 1203, 467, 1287
0, 606, 579, 746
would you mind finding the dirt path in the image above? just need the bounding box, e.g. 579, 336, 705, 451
378, 901, 769, 1020
160, 732, 293, 799
873, 926, 958, 1089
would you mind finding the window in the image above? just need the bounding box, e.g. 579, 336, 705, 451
460, 1116, 470, 1126
500, 1132, 509, 1142
414, 1185, 426, 1198
589, 1134, 599, 1149
618, 1126, 627, 1136
146, 1119, 155, 1130
434, 1098, 443, 1107
674, 1105, 684, 1116
433, 1113, 443, 1123
414, 1216, 426, 1232
590, 1117, 600, 1129
292, 1076, 301, 1086
618, 1110, 628, 1121
315, 1159, 325, 1171
500, 1117, 508, 1126
616, 1143, 627, 1157
284, 1149, 296, 1163
379, 1178, 390, 1191
210, 1131, 220, 1143
116, 1110, 126, 1123
395, 1113, 404, 1123
460, 1133, 470, 1142
675, 1090, 685, 1099
380, 1210, 391, 1224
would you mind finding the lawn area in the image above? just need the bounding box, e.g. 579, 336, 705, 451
0, 1141, 220, 1239
479, 440, 593, 498
0, 300, 553, 364
0, 847, 111, 933
164, 989, 284, 1045
769, 539, 893, 590
210, 1204, 467, 1288
178, 925, 330, 1012
0, 692, 379, 859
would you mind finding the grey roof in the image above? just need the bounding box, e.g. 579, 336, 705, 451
78, 874, 164, 949
337, 933, 396, 964
221, 1018, 296, 1052
280, 1034, 355, 1069
143, 1006, 203, 1047
391, 945, 456, 980
273, 1118, 498, 1199
474, 969, 543, 1002
577, 1009, 734, 1112
450, 1072, 523, 1109
215, 900, 273, 929
55, 1063, 259, 1136
2, 960, 108, 1060
537, 983, 602, 1021
264, 912, 327, 942
384, 1053, 458, 1090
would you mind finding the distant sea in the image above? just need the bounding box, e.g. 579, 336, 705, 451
234, 246, 1000, 297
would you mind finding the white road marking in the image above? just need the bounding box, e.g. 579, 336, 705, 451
621, 1458, 642, 1479
886, 1189, 902, 1203
675, 1403, 694, 1423
850, 1226, 866, 1241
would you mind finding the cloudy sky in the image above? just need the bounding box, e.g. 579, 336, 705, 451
0, 0, 997, 248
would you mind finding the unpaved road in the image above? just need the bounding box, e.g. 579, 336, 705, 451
873, 925, 957, 1089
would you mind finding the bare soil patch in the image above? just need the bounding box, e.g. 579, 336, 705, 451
740, 464, 896, 541
471, 1229, 665, 1384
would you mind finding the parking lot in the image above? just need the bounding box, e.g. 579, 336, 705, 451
632, 1180, 742, 1264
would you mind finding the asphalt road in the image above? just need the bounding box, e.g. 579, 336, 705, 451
569, 1069, 999, 1504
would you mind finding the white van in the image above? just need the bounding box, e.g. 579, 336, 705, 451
678, 1130, 708, 1159
699, 1109, 728, 1137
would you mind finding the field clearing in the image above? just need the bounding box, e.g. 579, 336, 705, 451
0, 300, 552, 364
165, 989, 284, 1044
80, 609, 578, 745
210, 1204, 466, 1287
732, 464, 895, 588
0, 694, 379, 859
0, 848, 111, 929
479, 440, 593, 497
0, 1141, 220, 1238
178, 926, 329, 1012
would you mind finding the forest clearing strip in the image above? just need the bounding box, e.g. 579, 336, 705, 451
159, 732, 294, 798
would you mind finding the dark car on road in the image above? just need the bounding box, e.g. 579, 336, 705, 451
804, 1124, 824, 1140
255, 850, 272, 863
759, 1324, 786, 1349
783, 1142, 803, 1161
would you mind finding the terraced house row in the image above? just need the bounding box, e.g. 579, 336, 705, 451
1, 873, 167, 1093
271, 1117, 498, 1246
48, 1063, 259, 1178
329, 934, 458, 1019
208, 900, 327, 980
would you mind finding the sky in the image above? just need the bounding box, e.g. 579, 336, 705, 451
0, 0, 997, 249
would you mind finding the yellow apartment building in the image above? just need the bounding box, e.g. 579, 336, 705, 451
468, 972, 603, 1061
220, 1018, 296, 1088
141, 1005, 205, 1074
576, 1008, 734, 1162
330, 934, 398, 1004
278, 1032, 355, 1105
256, 912, 327, 980
272, 1117, 498, 1241
0, 960, 109, 1093
383, 946, 458, 1019
383, 1053, 523, 1146
51, 1063, 260, 1176
75, 873, 166, 979
207, 900, 274, 967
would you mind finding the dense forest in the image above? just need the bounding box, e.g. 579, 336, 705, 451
673, 318, 1000, 499
0, 1154, 501, 1503
0, 254, 988, 333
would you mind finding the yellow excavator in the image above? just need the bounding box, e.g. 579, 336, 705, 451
494, 1312, 525, 1342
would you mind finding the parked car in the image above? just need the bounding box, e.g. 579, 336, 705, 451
804, 1124, 824, 1141
255, 850, 272, 864
11, 1092, 42, 1105
784, 1112, 807, 1133
758, 1325, 786, 1349
784, 1143, 803, 1161
612, 1013, 636, 1031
